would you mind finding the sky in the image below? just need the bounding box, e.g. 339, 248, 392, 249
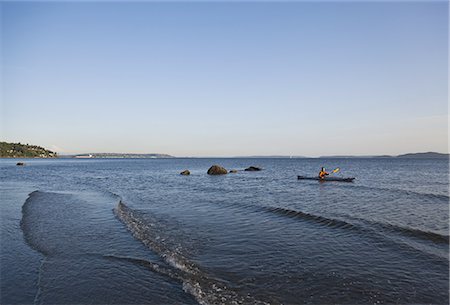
1, 1, 448, 157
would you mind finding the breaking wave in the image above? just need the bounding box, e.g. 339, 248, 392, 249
114, 200, 268, 305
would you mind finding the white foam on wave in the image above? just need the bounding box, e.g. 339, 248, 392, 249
114, 200, 270, 305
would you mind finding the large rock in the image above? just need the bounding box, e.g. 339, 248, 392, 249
244, 166, 262, 171
207, 165, 228, 175
180, 170, 190, 175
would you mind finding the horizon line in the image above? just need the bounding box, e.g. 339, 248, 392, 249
58, 151, 449, 158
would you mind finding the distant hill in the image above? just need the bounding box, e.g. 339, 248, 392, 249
396, 152, 449, 159
68, 153, 174, 159
319, 152, 448, 159
0, 142, 57, 158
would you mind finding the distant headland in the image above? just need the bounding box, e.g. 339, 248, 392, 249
0, 142, 173, 159
0, 142, 57, 158
66, 153, 174, 159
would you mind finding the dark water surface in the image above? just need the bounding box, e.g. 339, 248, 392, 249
1, 158, 448, 304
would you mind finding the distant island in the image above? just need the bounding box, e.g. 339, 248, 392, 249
319, 152, 449, 159
236, 152, 448, 159
66, 153, 174, 159
396, 152, 449, 158
0, 142, 57, 158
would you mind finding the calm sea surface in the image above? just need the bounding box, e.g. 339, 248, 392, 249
1, 158, 448, 304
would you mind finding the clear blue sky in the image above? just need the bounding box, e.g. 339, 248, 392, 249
1, 1, 448, 156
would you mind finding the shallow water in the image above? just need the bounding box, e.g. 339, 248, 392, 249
1, 158, 448, 304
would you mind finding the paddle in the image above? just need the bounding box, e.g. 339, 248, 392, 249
330, 168, 340, 175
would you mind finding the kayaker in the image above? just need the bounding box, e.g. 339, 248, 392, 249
318, 167, 329, 179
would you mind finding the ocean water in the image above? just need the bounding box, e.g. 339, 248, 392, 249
0, 158, 448, 304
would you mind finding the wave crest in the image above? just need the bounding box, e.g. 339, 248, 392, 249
114, 200, 269, 305
266, 206, 449, 245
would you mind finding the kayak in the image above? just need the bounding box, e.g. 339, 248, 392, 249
297, 175, 355, 182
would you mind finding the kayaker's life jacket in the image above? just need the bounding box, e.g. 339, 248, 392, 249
319, 169, 329, 178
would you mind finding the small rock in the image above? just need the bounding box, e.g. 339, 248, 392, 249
180, 170, 190, 175
16, 162, 25, 166
229, 169, 238, 173
244, 166, 262, 171
207, 165, 228, 175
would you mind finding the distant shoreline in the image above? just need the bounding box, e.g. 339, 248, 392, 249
2, 141, 448, 159
2, 152, 448, 160
65, 153, 174, 159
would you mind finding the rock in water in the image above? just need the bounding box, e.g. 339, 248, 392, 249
244, 166, 262, 171
229, 169, 238, 173
16, 162, 25, 166
180, 170, 190, 175
207, 165, 228, 175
